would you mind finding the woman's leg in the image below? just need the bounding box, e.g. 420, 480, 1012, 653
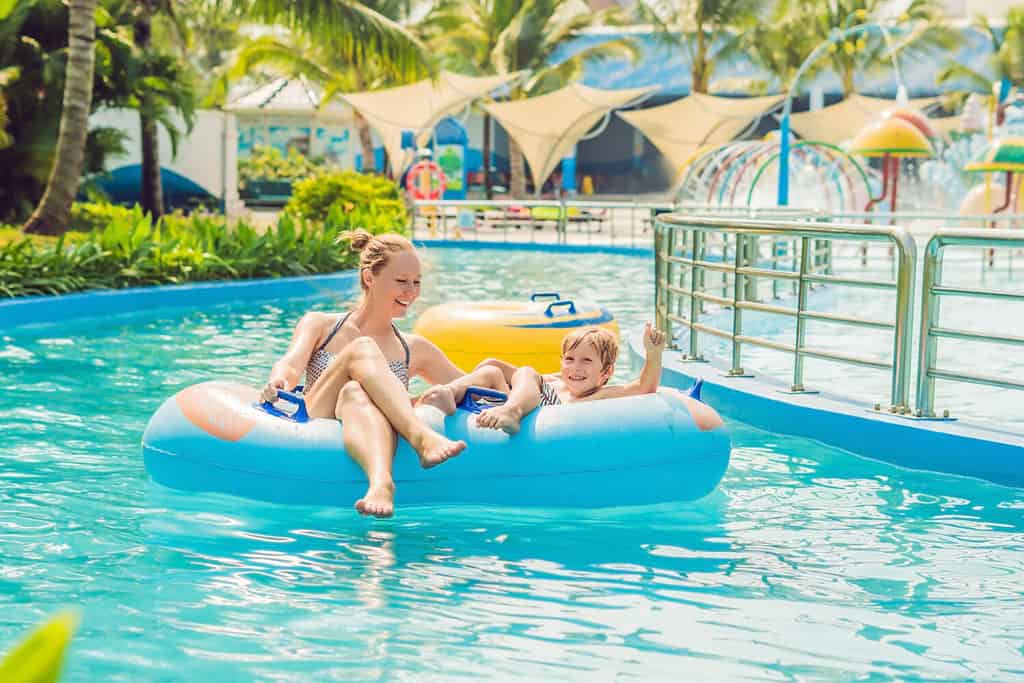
476, 366, 544, 435
305, 337, 465, 468
337, 380, 397, 518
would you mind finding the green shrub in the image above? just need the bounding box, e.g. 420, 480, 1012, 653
69, 201, 139, 233
286, 170, 406, 227
238, 146, 322, 187
0, 207, 361, 298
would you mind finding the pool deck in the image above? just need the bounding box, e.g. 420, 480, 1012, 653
627, 333, 1024, 491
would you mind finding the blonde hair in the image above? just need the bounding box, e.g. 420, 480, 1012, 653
339, 229, 415, 291
561, 327, 619, 375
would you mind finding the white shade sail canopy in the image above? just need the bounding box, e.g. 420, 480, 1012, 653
618, 93, 784, 186
484, 83, 656, 191
340, 71, 521, 174
788, 94, 939, 145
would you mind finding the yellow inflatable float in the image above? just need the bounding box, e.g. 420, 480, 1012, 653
413, 293, 620, 373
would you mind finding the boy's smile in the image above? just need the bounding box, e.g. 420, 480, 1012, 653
560, 340, 614, 397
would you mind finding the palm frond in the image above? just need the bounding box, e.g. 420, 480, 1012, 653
230, 36, 333, 83
936, 63, 993, 93
233, 0, 429, 80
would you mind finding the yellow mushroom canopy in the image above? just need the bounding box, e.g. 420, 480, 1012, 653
965, 137, 1024, 173
848, 117, 934, 158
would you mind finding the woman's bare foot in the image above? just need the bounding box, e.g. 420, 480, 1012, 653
411, 428, 466, 469
475, 404, 524, 435
417, 384, 457, 415
355, 481, 395, 518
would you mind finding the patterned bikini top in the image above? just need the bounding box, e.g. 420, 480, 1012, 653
305, 312, 410, 390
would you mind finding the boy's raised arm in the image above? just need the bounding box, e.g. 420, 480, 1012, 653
598, 323, 666, 399
633, 322, 666, 394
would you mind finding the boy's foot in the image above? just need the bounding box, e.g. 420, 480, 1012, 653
418, 384, 457, 415
355, 481, 395, 518
413, 429, 466, 469
475, 404, 523, 435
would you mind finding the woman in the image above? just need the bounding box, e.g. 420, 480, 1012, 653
260, 230, 483, 518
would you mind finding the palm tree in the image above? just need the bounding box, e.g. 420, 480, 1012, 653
0, 3, 15, 151
22, 0, 97, 235
727, 0, 818, 95
230, 0, 427, 83
425, 0, 637, 197
807, 0, 959, 97
635, 0, 762, 95
0, 67, 15, 150
229, 0, 423, 175
936, 7, 1024, 100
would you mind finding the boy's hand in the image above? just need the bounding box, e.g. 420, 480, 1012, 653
643, 322, 667, 354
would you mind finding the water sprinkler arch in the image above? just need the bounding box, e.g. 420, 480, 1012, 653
748, 141, 873, 210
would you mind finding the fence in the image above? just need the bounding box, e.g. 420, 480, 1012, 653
655, 214, 917, 411
916, 229, 1024, 417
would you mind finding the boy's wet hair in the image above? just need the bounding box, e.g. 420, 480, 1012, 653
561, 327, 619, 374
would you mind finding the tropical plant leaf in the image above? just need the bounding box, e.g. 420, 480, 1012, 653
0, 611, 80, 683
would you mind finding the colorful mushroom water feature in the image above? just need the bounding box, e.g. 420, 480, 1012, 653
848, 109, 935, 212
962, 137, 1024, 214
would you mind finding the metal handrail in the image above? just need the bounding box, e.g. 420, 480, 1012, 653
832, 211, 1024, 225
409, 198, 677, 247
655, 214, 917, 410
916, 229, 1024, 417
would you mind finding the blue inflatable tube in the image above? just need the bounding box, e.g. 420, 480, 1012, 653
142, 382, 731, 507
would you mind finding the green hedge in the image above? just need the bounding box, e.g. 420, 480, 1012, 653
238, 146, 322, 187
286, 170, 406, 225
0, 202, 408, 298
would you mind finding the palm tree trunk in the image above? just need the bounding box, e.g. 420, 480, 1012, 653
509, 136, 527, 199
135, 2, 163, 218
354, 109, 376, 173
693, 29, 708, 94
23, 0, 97, 235
482, 112, 492, 199
842, 67, 855, 97
140, 108, 164, 217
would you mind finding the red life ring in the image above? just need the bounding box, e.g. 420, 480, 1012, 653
406, 160, 447, 200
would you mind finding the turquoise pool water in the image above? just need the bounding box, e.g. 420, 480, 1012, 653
2, 246, 1023, 681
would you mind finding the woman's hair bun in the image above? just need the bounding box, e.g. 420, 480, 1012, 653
338, 229, 373, 251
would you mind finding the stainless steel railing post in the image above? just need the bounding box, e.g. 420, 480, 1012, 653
792, 236, 811, 391
891, 229, 917, 412
663, 228, 671, 350
688, 229, 703, 360
915, 236, 943, 416
729, 233, 746, 376
654, 222, 667, 338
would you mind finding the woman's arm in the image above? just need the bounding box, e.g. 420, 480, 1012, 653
407, 334, 465, 385
260, 313, 325, 401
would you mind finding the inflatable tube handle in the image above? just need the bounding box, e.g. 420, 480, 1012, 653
530, 292, 561, 302
544, 300, 577, 317
261, 389, 309, 423
458, 386, 509, 414
687, 378, 704, 402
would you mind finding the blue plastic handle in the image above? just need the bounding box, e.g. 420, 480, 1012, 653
457, 386, 509, 414
530, 292, 561, 302
260, 388, 309, 423
544, 300, 577, 317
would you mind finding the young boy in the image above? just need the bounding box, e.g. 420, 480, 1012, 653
425, 322, 666, 434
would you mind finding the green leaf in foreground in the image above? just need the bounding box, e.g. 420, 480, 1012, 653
0, 611, 80, 683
